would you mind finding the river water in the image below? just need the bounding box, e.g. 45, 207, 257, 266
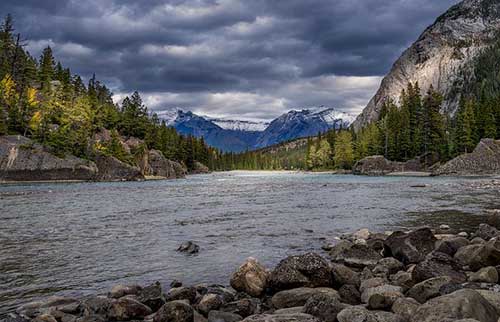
1, 171, 499, 314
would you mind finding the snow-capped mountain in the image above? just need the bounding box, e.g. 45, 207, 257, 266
158, 107, 355, 152
209, 118, 269, 132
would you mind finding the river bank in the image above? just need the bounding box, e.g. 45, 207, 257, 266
6, 219, 500, 322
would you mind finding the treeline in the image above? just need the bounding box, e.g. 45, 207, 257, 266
0, 15, 217, 171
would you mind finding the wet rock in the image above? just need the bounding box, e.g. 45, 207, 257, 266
154, 301, 194, 322
303, 292, 346, 322
273, 307, 304, 315
469, 266, 499, 283
166, 287, 197, 304
384, 228, 436, 264
458, 232, 469, 238
242, 313, 320, 322
194, 311, 208, 322
269, 253, 332, 291
411, 289, 498, 322
412, 251, 466, 283
337, 306, 403, 322
338, 284, 361, 305
33, 314, 57, 322
328, 241, 353, 259
177, 241, 200, 254
471, 237, 486, 244
407, 276, 453, 304
198, 294, 223, 316
332, 244, 383, 268
220, 299, 260, 318
230, 258, 269, 297
454, 243, 500, 271
435, 237, 469, 256
331, 263, 360, 287
487, 210, 500, 229
475, 224, 500, 241
109, 297, 152, 321
137, 282, 166, 312
391, 297, 420, 321
271, 288, 338, 309
207, 311, 242, 322
361, 285, 404, 308
16, 297, 81, 318
109, 284, 142, 299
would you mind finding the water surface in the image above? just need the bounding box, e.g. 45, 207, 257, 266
1, 171, 499, 314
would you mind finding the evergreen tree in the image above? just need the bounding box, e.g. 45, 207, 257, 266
334, 131, 354, 169
422, 85, 445, 156
39, 46, 55, 91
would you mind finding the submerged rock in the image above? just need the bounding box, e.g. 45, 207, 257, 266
177, 241, 200, 254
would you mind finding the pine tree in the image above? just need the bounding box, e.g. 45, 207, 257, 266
422, 85, 445, 156
334, 131, 354, 169
39, 46, 55, 91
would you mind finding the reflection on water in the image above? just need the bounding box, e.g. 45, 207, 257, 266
0, 172, 499, 314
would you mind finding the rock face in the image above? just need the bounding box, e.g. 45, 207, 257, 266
0, 135, 98, 181
94, 154, 144, 181
190, 161, 210, 174
353, 0, 500, 131
353, 154, 438, 175
145, 150, 186, 179
434, 139, 500, 176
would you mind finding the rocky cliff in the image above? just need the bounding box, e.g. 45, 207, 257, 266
434, 138, 500, 175
353, 153, 440, 176
353, 0, 500, 131
0, 136, 98, 181
0, 134, 190, 182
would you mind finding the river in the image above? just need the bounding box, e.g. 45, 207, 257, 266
1, 171, 499, 314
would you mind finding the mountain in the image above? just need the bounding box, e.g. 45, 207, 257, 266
255, 108, 354, 148
353, 0, 500, 131
158, 107, 354, 152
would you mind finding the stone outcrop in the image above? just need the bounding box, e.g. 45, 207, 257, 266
144, 149, 186, 179
191, 161, 210, 174
0, 135, 98, 181
353, 0, 500, 131
353, 153, 439, 176
433, 139, 500, 176
94, 154, 144, 181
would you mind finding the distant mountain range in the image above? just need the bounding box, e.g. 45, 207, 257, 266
158, 107, 355, 152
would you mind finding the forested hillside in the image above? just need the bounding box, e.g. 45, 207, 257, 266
0, 15, 218, 171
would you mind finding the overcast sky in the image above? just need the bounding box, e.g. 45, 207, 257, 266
1, 0, 459, 122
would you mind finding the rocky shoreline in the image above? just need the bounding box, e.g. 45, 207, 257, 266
6, 215, 500, 322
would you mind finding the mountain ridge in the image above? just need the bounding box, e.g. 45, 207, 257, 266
159, 107, 354, 152
353, 0, 500, 131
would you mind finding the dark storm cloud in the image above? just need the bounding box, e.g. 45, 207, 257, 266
0, 0, 459, 121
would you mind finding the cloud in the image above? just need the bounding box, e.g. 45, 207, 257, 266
0, 0, 459, 120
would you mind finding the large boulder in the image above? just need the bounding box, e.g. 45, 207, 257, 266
412, 251, 466, 283
474, 224, 500, 241
454, 242, 500, 271
108, 297, 152, 321
303, 292, 346, 322
269, 253, 332, 291
384, 228, 437, 264
331, 244, 382, 268
0, 135, 97, 181
433, 139, 500, 176
94, 154, 144, 181
271, 287, 338, 309
154, 301, 194, 322
137, 282, 166, 312
407, 276, 453, 304
361, 285, 404, 309
230, 258, 269, 297
411, 289, 498, 322
191, 161, 210, 174
145, 149, 186, 179
352, 155, 403, 176
331, 263, 360, 287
